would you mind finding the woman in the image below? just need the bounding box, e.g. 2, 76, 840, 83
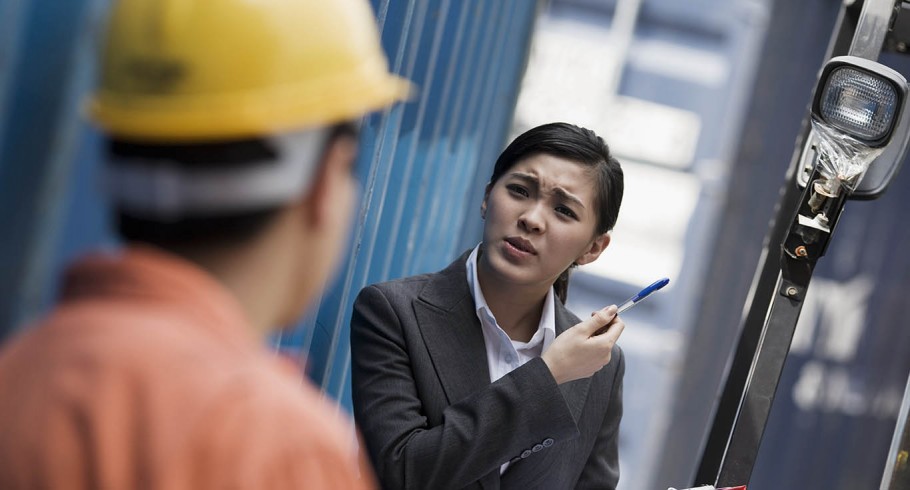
351, 122, 626, 489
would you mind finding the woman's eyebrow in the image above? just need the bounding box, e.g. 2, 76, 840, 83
508, 172, 539, 187
553, 187, 586, 209
508, 172, 585, 209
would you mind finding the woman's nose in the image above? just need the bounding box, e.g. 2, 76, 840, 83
518, 204, 546, 233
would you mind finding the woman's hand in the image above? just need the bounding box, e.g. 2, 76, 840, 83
541, 305, 624, 385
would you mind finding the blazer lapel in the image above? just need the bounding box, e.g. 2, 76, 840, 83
413, 252, 492, 406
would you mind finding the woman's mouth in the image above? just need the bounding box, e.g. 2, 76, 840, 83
504, 237, 537, 255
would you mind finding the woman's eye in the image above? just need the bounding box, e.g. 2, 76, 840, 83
506, 184, 529, 197
556, 206, 577, 219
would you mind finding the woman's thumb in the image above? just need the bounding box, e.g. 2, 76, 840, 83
579, 305, 617, 335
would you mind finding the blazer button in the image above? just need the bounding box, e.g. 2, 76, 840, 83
532, 444, 544, 452
542, 438, 554, 447
521, 449, 532, 459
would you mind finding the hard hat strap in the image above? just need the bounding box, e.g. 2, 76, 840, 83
105, 129, 329, 220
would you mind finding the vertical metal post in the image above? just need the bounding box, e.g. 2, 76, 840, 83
881, 373, 910, 490
850, 0, 899, 61
714, 210, 825, 485
605, 0, 643, 98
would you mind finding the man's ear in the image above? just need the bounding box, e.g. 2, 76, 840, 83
575, 232, 611, 266
302, 135, 358, 226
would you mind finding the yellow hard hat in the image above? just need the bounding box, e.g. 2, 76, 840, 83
87, 0, 412, 142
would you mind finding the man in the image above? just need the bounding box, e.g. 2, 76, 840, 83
0, 0, 409, 488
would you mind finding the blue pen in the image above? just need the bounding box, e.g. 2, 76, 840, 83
616, 278, 670, 314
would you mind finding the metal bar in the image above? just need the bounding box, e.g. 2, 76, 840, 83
605, 0, 643, 98
849, 0, 899, 60
715, 257, 814, 486
881, 372, 910, 490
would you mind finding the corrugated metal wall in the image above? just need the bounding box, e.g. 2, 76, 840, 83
0, 0, 539, 414
278, 0, 539, 410
0, 0, 109, 337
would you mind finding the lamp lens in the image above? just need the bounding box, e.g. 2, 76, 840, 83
819, 66, 898, 142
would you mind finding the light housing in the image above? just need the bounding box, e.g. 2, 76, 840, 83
798, 56, 910, 199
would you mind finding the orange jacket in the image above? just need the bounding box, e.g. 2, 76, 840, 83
0, 246, 375, 490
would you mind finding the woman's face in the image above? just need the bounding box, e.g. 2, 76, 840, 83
480, 153, 610, 290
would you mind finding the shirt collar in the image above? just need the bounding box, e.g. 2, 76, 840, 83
465, 244, 556, 349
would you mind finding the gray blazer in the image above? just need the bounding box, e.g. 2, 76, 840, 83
351, 252, 624, 490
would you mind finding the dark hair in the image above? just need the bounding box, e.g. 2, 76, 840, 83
112, 122, 359, 250
489, 122, 624, 303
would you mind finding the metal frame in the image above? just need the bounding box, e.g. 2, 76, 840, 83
695, 0, 906, 486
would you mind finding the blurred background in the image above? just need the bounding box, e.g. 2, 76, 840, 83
2, 0, 910, 489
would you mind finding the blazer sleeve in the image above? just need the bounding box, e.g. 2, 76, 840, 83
575, 346, 624, 489
350, 284, 580, 490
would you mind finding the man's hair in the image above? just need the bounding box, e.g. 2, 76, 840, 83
488, 122, 624, 303
112, 122, 359, 249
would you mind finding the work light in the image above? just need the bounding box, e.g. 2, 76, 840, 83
813, 58, 903, 147
798, 56, 910, 198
